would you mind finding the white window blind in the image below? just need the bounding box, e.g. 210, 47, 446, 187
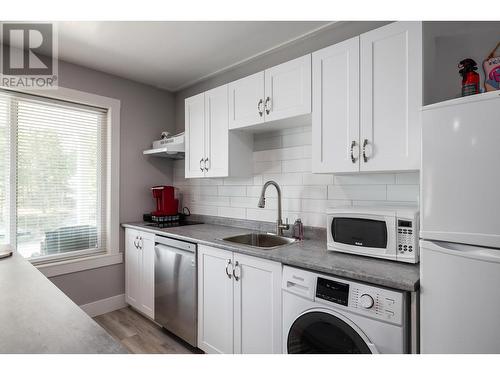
0, 89, 108, 261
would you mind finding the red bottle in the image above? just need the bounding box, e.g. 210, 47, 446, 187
458, 59, 480, 97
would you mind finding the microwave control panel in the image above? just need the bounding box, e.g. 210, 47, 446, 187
396, 219, 418, 261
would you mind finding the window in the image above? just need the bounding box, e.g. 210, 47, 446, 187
0, 89, 109, 261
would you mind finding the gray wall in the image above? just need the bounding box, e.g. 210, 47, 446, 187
174, 21, 390, 132
423, 21, 500, 105
50, 60, 175, 306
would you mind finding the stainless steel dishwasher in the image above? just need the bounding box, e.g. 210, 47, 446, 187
154, 235, 197, 347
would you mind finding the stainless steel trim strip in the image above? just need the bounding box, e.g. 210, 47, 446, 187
155, 235, 196, 252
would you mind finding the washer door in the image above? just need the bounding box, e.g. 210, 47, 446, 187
287, 310, 377, 354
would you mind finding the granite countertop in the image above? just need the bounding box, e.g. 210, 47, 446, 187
0, 254, 126, 354
122, 222, 420, 291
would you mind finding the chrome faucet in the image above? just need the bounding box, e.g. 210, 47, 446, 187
258, 180, 290, 236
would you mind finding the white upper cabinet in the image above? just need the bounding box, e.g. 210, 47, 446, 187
229, 72, 265, 129
360, 21, 422, 172
185, 86, 253, 179
312, 37, 360, 173
228, 56, 311, 130
264, 55, 311, 123
205, 85, 229, 178
311, 21, 422, 174
185, 92, 206, 178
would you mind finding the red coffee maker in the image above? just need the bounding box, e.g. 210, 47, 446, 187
151, 186, 178, 216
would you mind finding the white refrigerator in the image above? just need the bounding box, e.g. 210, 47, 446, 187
420, 91, 500, 353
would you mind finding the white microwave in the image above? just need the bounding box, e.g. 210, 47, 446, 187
327, 206, 419, 264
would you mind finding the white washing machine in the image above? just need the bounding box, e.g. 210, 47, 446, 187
282, 266, 409, 354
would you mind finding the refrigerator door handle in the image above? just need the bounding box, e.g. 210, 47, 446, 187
421, 240, 500, 263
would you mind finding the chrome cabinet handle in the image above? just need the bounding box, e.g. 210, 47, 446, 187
232, 261, 240, 281
225, 259, 233, 279
350, 140, 357, 163
264, 97, 271, 115
200, 158, 204, 172
362, 139, 369, 163
257, 99, 263, 117
204, 158, 209, 172
134, 237, 139, 249
138, 237, 143, 250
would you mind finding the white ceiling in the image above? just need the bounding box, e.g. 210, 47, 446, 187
53, 21, 332, 92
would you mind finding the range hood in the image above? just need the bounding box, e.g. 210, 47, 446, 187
143, 132, 185, 159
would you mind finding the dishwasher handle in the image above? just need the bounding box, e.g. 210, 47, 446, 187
155, 235, 196, 253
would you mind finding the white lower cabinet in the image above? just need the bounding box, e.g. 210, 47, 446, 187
197, 246, 234, 354
197, 245, 282, 354
125, 228, 155, 319
233, 252, 282, 354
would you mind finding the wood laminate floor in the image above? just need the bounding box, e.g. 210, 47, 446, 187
94, 307, 199, 354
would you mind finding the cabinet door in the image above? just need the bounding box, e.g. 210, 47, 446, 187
360, 21, 422, 172
233, 253, 282, 354
228, 72, 265, 130
125, 229, 140, 308
312, 37, 360, 173
197, 245, 234, 354
205, 85, 229, 178
139, 232, 155, 319
264, 54, 311, 123
185, 92, 206, 178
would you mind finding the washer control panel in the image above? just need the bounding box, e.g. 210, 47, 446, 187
316, 277, 349, 306
315, 274, 404, 325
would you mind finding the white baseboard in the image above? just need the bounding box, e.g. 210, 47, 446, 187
80, 294, 127, 317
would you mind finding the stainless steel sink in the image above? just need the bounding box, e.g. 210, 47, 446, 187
221, 233, 295, 249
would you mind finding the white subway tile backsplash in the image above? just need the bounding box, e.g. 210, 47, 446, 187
254, 133, 282, 151
174, 127, 419, 228
328, 185, 387, 201
230, 196, 265, 209
333, 173, 395, 185
282, 158, 312, 173
253, 149, 282, 162
247, 185, 278, 198
395, 172, 420, 184
187, 204, 218, 216
218, 206, 246, 220
246, 208, 280, 222
185, 194, 230, 207
283, 186, 328, 200
223, 177, 255, 186
186, 185, 219, 196
253, 146, 311, 163
253, 160, 281, 174
218, 186, 247, 197
282, 199, 328, 213
261, 173, 303, 186
282, 131, 312, 148
253, 175, 263, 186
326, 199, 353, 209
302, 173, 334, 185
387, 185, 420, 202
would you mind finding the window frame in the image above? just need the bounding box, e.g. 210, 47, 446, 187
1, 86, 121, 276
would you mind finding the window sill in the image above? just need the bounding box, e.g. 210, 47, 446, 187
34, 252, 123, 278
